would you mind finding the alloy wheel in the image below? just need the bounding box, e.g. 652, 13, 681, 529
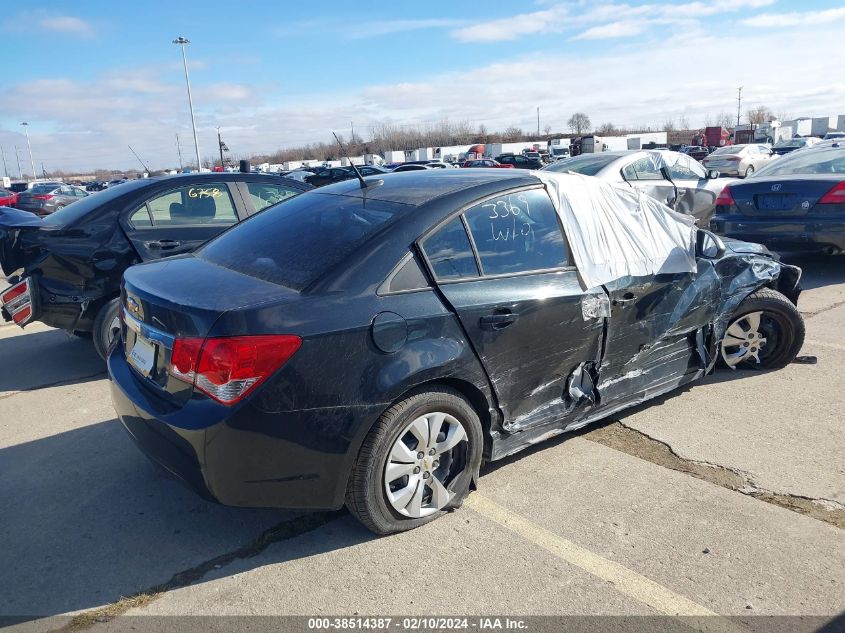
721, 311, 770, 368
383, 411, 468, 518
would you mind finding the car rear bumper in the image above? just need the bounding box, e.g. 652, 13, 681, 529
711, 216, 845, 253
108, 345, 382, 511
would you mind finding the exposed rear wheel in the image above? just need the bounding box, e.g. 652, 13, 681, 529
743, 165, 755, 178
720, 288, 804, 370
346, 387, 483, 535
93, 298, 121, 360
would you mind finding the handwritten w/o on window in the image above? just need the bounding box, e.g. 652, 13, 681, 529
483, 193, 533, 242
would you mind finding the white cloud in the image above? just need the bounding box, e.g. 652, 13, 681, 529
349, 18, 466, 38
39, 15, 94, 35
743, 7, 845, 28
451, 0, 775, 42
452, 6, 568, 42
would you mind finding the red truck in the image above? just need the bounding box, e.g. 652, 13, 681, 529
704, 126, 732, 149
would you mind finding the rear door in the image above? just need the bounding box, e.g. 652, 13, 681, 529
122, 181, 244, 261
419, 187, 606, 430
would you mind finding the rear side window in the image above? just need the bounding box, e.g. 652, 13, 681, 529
422, 216, 479, 280
463, 189, 568, 275
245, 182, 299, 213
131, 183, 238, 227
198, 193, 414, 291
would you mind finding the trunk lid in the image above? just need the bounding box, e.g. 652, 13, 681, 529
729, 175, 841, 216
0, 207, 48, 276
121, 254, 299, 404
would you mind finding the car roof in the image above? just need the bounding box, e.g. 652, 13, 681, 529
315, 169, 535, 206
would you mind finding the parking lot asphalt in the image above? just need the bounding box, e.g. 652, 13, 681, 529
1, 256, 843, 629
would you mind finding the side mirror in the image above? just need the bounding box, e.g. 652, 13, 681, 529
696, 229, 726, 259
707, 169, 720, 179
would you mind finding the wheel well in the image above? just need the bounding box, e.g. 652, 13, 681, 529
399, 377, 495, 461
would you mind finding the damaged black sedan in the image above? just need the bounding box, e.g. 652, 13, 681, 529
108, 170, 804, 535
0, 173, 310, 358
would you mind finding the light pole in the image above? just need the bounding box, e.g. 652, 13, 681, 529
21, 122, 36, 181
173, 36, 202, 171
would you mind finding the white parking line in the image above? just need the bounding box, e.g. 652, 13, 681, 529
465, 494, 747, 632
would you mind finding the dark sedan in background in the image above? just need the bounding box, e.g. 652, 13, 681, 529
710, 144, 845, 254
304, 166, 392, 187
14, 183, 89, 216
0, 173, 310, 358
107, 170, 803, 535
495, 153, 543, 169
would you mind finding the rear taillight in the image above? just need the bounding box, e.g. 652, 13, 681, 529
1, 278, 34, 326
33, 194, 53, 200
169, 335, 301, 405
818, 181, 845, 204
715, 185, 735, 206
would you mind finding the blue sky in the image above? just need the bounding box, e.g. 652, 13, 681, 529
2, 0, 844, 172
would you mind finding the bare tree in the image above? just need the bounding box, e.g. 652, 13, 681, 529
715, 111, 735, 129
678, 115, 690, 130
567, 112, 591, 134
663, 119, 676, 133
597, 122, 619, 134
543, 124, 552, 135
746, 105, 776, 124
503, 125, 524, 141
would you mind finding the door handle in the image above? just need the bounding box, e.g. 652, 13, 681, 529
145, 239, 181, 250
612, 292, 637, 306
479, 311, 519, 330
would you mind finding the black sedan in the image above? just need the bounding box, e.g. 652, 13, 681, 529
710, 143, 845, 254
495, 153, 543, 169
304, 165, 390, 186
15, 183, 89, 215
0, 173, 310, 358
108, 170, 803, 535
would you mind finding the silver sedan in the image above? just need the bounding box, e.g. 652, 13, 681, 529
701, 144, 778, 178
542, 150, 729, 225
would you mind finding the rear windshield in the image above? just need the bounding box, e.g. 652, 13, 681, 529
41, 179, 149, 227
712, 145, 745, 155
754, 147, 845, 176
541, 154, 617, 175
31, 184, 59, 193
197, 192, 415, 291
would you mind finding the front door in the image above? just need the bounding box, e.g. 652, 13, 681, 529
598, 263, 720, 404
122, 181, 243, 261
420, 187, 606, 430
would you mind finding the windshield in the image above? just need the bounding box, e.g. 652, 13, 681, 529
41, 179, 149, 227
712, 145, 745, 155
754, 147, 845, 176
198, 192, 415, 291
541, 153, 618, 175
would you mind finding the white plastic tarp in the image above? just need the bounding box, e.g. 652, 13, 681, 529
536, 171, 697, 290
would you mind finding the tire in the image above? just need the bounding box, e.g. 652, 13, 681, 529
346, 387, 483, 535
720, 288, 804, 370
93, 298, 121, 360
743, 165, 755, 178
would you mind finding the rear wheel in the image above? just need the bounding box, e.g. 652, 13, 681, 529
720, 288, 804, 370
93, 298, 121, 360
346, 387, 483, 535
743, 165, 755, 178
